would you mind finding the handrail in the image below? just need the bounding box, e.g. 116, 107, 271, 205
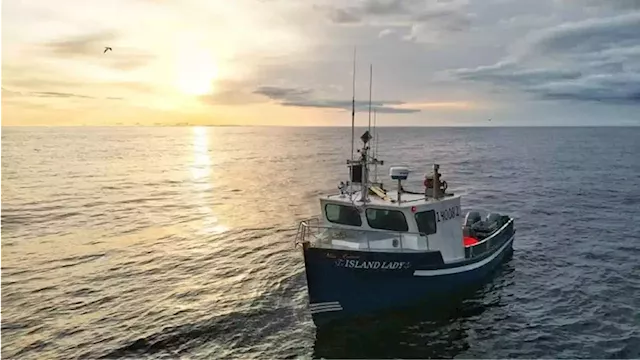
465, 218, 513, 248
465, 218, 514, 259
299, 222, 428, 237
400, 197, 429, 203
296, 220, 429, 252
295, 217, 322, 247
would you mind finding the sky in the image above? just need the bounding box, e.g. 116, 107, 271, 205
2, 0, 639, 126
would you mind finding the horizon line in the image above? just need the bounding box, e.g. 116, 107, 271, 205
2, 124, 639, 128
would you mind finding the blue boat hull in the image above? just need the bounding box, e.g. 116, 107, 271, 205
302, 222, 515, 326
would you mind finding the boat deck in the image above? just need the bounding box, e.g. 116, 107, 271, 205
296, 217, 515, 260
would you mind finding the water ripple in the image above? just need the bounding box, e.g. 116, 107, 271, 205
2, 126, 639, 359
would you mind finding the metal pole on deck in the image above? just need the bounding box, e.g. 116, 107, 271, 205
368, 64, 373, 133
349, 47, 356, 198
433, 164, 440, 199
373, 109, 378, 183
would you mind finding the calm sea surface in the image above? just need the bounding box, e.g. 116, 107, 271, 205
2, 126, 639, 359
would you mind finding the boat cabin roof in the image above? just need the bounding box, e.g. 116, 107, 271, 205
322, 190, 455, 208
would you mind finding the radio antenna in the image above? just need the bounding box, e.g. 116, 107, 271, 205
373, 109, 379, 183
368, 64, 373, 133
349, 47, 356, 197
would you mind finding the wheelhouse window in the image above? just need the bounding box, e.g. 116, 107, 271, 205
365, 208, 409, 232
415, 210, 437, 235
325, 204, 362, 226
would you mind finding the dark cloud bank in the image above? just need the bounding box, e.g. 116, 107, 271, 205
254, 86, 420, 113
452, 12, 640, 104
198, 82, 420, 113
317, 0, 472, 41
319, 0, 471, 29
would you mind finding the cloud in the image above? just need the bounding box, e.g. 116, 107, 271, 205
411, 5, 474, 31
107, 56, 154, 71
253, 85, 421, 113
31, 91, 95, 99
1, 64, 151, 100
454, 61, 583, 86
561, 0, 640, 10
198, 79, 266, 106
1, 87, 121, 101
1, 87, 23, 97
6, 0, 639, 126
200, 90, 256, 105
107, 81, 157, 93
199, 82, 419, 113
327, 8, 362, 24
254, 86, 314, 101
45, 32, 118, 57
3, 76, 81, 90
604, 0, 640, 9
529, 73, 640, 103
1, 63, 88, 89
450, 12, 640, 104
320, 0, 408, 23
401, 101, 479, 110
41, 31, 154, 70
527, 12, 640, 55
318, 0, 473, 42
378, 28, 396, 37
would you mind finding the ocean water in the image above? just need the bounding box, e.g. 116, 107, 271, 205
2, 126, 639, 359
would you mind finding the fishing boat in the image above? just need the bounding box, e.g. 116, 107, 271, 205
294, 60, 516, 326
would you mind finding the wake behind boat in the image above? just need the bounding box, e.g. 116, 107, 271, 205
294, 60, 516, 326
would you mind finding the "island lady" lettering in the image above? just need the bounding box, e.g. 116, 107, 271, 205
334, 259, 411, 270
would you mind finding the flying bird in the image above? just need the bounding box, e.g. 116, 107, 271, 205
104, 47, 112, 53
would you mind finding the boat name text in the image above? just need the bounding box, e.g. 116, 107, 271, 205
335, 259, 411, 270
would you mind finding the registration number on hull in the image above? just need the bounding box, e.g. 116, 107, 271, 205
436, 205, 461, 222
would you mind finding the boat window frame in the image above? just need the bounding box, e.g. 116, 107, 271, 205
324, 203, 362, 227
414, 210, 438, 235
365, 207, 409, 232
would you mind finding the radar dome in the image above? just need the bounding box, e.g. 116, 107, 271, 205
389, 166, 410, 180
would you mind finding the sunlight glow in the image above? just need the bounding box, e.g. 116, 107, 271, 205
176, 47, 218, 96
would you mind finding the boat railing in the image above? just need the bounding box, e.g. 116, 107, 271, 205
465, 218, 514, 258
295, 217, 320, 246
295, 218, 430, 252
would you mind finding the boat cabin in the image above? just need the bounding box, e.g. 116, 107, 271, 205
317, 165, 466, 262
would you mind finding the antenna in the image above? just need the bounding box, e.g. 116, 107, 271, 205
359, 63, 373, 203
373, 109, 379, 183
368, 64, 373, 133
349, 47, 356, 198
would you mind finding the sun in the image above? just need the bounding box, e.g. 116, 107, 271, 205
175, 48, 218, 96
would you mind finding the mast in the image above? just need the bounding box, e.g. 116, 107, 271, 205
361, 64, 373, 203
368, 64, 373, 133
349, 47, 356, 197
358, 131, 370, 204
373, 109, 378, 183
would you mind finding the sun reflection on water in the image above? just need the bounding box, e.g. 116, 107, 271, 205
190, 126, 228, 234
191, 126, 212, 183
